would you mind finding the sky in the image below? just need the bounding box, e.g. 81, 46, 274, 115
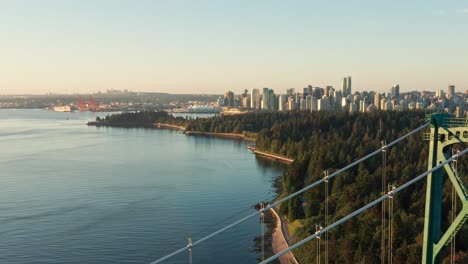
0, 0, 467, 95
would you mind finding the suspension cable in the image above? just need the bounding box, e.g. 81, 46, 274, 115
260, 147, 468, 264
150, 123, 429, 264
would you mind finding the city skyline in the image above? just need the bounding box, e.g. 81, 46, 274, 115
1, 1, 467, 94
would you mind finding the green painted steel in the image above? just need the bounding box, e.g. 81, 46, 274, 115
422, 114, 468, 264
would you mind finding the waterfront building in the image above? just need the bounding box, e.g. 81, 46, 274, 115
224, 91, 234, 107
217, 96, 224, 107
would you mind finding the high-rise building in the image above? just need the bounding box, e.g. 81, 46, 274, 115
347, 77, 352, 95
251, 88, 260, 109
447, 85, 455, 100
313, 87, 324, 99
342, 76, 352, 96
278, 95, 286, 111
374, 93, 381, 109
391, 84, 400, 100
303, 85, 313, 97
311, 97, 318, 112
269, 90, 277, 111
261, 88, 276, 110
300, 99, 306, 110
342, 77, 348, 96
262, 88, 270, 110
436, 89, 445, 99
287, 96, 295, 111
286, 88, 295, 97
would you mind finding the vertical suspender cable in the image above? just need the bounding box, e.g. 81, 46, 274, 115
261, 202, 265, 262
188, 237, 192, 264
388, 185, 394, 264
381, 140, 387, 264
451, 148, 458, 264
324, 171, 329, 264
316, 224, 321, 264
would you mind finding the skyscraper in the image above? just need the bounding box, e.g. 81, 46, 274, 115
342, 76, 352, 96
342, 77, 348, 96
391, 84, 400, 100
262, 88, 270, 110
347, 76, 352, 95
447, 85, 455, 100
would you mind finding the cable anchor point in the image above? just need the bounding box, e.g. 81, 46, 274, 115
315, 224, 323, 239
188, 237, 193, 252
387, 185, 396, 199
260, 202, 265, 216
323, 170, 329, 183
381, 140, 387, 152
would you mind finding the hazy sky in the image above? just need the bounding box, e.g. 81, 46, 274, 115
0, 0, 467, 95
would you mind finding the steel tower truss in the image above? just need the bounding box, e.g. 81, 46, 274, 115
422, 114, 468, 263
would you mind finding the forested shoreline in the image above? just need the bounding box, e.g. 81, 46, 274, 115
94, 110, 468, 263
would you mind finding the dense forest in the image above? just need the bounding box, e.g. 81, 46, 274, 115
97, 110, 468, 263
95, 110, 189, 127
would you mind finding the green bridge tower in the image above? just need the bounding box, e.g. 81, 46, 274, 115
422, 113, 468, 263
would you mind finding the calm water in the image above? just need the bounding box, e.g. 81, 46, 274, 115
0, 110, 284, 264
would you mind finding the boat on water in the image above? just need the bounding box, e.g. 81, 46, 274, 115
52, 105, 73, 112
